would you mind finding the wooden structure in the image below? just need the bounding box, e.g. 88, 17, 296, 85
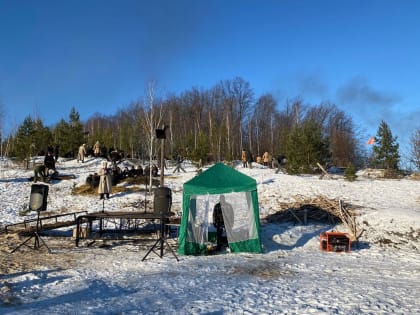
4, 211, 87, 235
271, 195, 364, 242
74, 211, 174, 246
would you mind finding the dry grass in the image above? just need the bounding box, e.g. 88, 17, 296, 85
72, 184, 139, 196
72, 176, 160, 196
0, 233, 82, 275
410, 172, 420, 180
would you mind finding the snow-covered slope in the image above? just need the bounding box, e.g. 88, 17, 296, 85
1, 157, 419, 314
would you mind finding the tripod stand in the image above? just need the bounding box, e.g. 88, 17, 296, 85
142, 211, 179, 261
11, 210, 51, 253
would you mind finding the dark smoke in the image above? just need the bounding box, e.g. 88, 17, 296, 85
337, 77, 400, 107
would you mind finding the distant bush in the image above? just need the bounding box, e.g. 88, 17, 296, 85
410, 172, 420, 180
383, 168, 403, 179
344, 163, 357, 181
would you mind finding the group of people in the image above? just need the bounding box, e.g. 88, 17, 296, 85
241, 149, 286, 172
241, 149, 271, 168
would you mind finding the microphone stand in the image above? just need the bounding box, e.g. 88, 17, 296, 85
142, 206, 179, 261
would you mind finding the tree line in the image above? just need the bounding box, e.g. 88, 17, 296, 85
1, 77, 419, 173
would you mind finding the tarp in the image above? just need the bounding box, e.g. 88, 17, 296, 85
178, 163, 262, 255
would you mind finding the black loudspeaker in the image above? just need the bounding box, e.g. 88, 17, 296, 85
29, 184, 49, 211
143, 186, 179, 261
155, 128, 166, 139
154, 187, 172, 214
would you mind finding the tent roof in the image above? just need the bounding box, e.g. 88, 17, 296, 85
183, 163, 257, 195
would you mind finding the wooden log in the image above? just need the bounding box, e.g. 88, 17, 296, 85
317, 163, 332, 179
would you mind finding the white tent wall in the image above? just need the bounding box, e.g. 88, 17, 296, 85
186, 192, 256, 246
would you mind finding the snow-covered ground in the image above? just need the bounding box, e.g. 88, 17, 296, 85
1, 157, 419, 314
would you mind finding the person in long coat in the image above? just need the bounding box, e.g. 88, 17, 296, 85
93, 141, 101, 157
241, 149, 248, 168
77, 144, 87, 163
98, 160, 112, 199
263, 151, 270, 167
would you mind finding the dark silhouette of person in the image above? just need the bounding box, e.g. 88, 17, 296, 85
34, 164, 47, 183
44, 150, 56, 176
213, 202, 224, 250
173, 155, 186, 173
213, 195, 234, 251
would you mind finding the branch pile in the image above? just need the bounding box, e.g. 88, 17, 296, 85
266, 195, 364, 241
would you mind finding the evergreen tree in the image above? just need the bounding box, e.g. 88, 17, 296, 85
13, 116, 53, 162
188, 132, 211, 164
372, 120, 400, 170
51, 108, 85, 158
33, 118, 53, 153
53, 119, 71, 157
285, 120, 330, 174
344, 162, 357, 181
14, 116, 37, 164
68, 107, 85, 156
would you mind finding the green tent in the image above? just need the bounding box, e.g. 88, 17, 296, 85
178, 163, 262, 255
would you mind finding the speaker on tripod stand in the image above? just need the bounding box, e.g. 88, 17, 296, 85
11, 184, 51, 253
142, 187, 179, 261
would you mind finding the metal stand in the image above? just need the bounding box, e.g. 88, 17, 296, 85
11, 211, 51, 253
99, 197, 108, 238
142, 211, 179, 261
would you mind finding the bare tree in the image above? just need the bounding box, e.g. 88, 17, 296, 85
253, 94, 277, 156
142, 80, 165, 192
0, 100, 4, 156
229, 77, 254, 154
410, 128, 420, 170
207, 84, 225, 161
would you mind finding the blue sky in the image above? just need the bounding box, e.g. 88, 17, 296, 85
1, 0, 419, 159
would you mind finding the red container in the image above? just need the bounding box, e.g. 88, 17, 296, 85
320, 231, 351, 252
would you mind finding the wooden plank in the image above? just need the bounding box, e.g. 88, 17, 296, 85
317, 163, 332, 179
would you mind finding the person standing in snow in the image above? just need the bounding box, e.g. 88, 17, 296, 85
77, 144, 87, 163
173, 155, 186, 173
93, 141, 101, 157
241, 149, 248, 168
98, 160, 112, 199
263, 151, 270, 167
213, 202, 224, 251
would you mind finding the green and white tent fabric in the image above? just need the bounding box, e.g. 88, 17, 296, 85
178, 163, 262, 255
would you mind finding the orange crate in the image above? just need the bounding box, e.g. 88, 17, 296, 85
320, 231, 351, 252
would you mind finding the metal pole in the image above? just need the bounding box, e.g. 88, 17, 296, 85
160, 138, 165, 187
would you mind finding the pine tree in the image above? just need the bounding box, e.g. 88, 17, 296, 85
13, 116, 53, 166
286, 120, 330, 174
53, 119, 71, 157
68, 107, 85, 156
372, 120, 400, 171
15, 116, 37, 164
33, 118, 53, 153
344, 162, 357, 181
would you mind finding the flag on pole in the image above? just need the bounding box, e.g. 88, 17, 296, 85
367, 137, 375, 145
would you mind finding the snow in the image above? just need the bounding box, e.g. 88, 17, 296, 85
1, 157, 420, 314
